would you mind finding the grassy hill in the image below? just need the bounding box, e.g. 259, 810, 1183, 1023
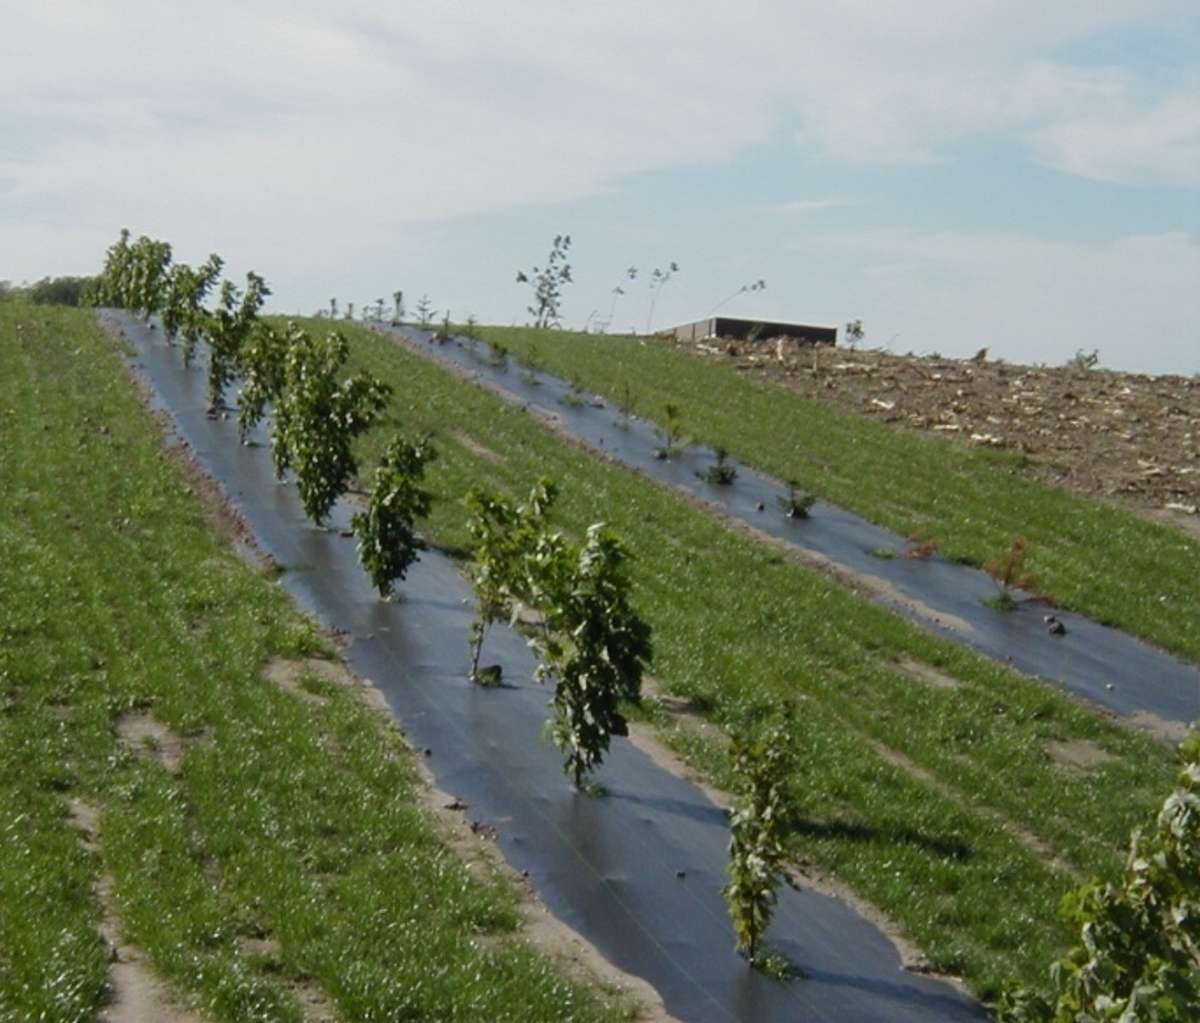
466, 324, 1200, 666
0, 303, 629, 1023
320, 318, 1187, 1001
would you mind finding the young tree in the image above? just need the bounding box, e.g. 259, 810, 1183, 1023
352, 435, 436, 598
603, 266, 638, 333
126, 235, 173, 321
271, 328, 391, 525
516, 234, 573, 329
844, 319, 864, 348
464, 480, 558, 682
528, 524, 652, 788
708, 279, 766, 317
998, 737, 1200, 1022
724, 714, 797, 967
160, 262, 191, 344
414, 294, 435, 329
984, 536, 1036, 611
205, 272, 269, 412
645, 261, 679, 333
236, 320, 291, 442
180, 255, 224, 367
94, 228, 133, 308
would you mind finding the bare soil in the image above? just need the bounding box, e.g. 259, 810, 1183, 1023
450, 428, 507, 465
893, 657, 963, 691
673, 337, 1200, 534
115, 711, 187, 774
66, 800, 209, 1023
1045, 739, 1116, 772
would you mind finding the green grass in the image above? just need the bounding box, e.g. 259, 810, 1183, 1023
0, 303, 629, 1023
310, 317, 1185, 1002
464, 325, 1200, 666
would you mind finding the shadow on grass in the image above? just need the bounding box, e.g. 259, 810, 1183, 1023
790, 817, 973, 862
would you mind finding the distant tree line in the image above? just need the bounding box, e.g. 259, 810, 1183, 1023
0, 276, 99, 307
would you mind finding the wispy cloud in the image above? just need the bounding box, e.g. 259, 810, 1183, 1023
773, 199, 860, 215
799, 229, 1200, 374
1033, 93, 1200, 188
1, 1, 1195, 370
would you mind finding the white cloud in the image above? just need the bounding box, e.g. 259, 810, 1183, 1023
804, 230, 1200, 374
1034, 93, 1200, 188
1, 0, 1196, 346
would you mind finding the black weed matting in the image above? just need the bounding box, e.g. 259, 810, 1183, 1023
109, 310, 985, 1021
386, 325, 1200, 731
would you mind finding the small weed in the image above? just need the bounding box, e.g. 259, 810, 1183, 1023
870, 546, 897, 560
903, 536, 939, 559
617, 381, 636, 416
487, 343, 510, 370
1066, 348, 1100, 371
518, 343, 543, 374
753, 949, 800, 982
654, 402, 685, 459
984, 536, 1036, 610
560, 385, 587, 408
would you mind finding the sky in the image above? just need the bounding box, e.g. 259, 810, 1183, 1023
2, 2, 1198, 373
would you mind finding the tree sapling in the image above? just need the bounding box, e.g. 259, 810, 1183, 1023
777, 480, 815, 518
414, 295, 435, 329
271, 328, 392, 525
645, 262, 679, 334
464, 480, 558, 684
698, 447, 738, 485
527, 523, 652, 790
724, 713, 799, 973
997, 736, 1200, 1022
516, 234, 573, 329
352, 435, 436, 598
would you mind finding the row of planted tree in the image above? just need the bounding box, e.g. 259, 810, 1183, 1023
91, 228, 798, 968
93, 230, 650, 787
93, 232, 1199, 1009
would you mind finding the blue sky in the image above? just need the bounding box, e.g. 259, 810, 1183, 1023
2, 2, 1197, 372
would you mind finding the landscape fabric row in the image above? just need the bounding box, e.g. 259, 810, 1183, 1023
385, 325, 1200, 732
107, 309, 985, 1022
